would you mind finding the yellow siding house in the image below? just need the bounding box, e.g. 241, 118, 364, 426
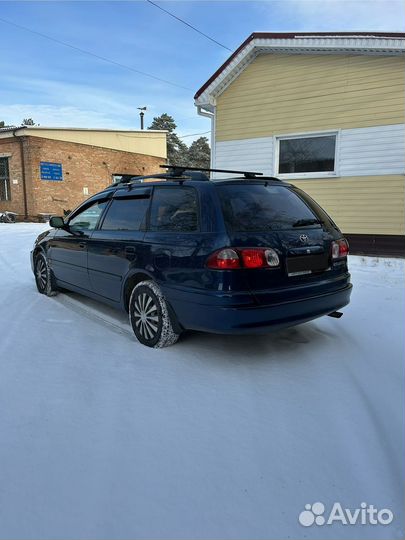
195, 32, 405, 256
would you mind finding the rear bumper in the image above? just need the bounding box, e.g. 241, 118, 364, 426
167, 283, 352, 334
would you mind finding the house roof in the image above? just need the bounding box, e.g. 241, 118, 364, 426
194, 32, 405, 106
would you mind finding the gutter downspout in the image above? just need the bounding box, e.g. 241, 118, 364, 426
13, 128, 28, 220
196, 105, 215, 172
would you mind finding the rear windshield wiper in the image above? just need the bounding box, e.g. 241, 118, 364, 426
292, 218, 323, 227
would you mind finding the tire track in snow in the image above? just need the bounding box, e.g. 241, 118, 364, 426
54, 293, 133, 339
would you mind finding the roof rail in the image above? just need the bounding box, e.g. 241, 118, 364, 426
161, 164, 263, 179
111, 173, 170, 187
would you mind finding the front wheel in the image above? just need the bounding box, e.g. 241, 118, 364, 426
129, 281, 180, 348
34, 252, 58, 296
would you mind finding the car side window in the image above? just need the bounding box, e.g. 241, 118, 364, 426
69, 200, 108, 232
149, 187, 198, 232
101, 197, 149, 231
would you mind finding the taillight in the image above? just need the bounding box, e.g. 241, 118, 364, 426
207, 248, 279, 269
331, 238, 349, 259
206, 248, 241, 269
241, 249, 265, 268
241, 248, 280, 268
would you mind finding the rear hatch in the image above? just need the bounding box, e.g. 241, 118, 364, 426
215, 181, 348, 304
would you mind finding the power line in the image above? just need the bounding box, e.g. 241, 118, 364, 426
146, 0, 232, 52
179, 131, 211, 139
0, 16, 192, 91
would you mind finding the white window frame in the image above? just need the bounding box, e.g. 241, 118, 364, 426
273, 130, 340, 180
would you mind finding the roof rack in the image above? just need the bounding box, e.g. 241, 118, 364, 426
161, 165, 263, 179
110, 165, 281, 188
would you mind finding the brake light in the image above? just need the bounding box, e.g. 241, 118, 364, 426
332, 238, 349, 259
207, 248, 280, 269
241, 248, 280, 268
241, 249, 265, 268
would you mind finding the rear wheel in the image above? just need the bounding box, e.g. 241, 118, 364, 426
129, 280, 180, 348
34, 252, 58, 296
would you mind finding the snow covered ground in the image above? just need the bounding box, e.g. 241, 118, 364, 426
0, 222, 404, 540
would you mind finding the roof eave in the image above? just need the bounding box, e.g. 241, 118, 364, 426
0, 126, 168, 136
194, 33, 405, 105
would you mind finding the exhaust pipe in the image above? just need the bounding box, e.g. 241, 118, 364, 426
328, 311, 343, 318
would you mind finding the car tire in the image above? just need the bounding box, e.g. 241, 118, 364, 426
34, 252, 58, 297
129, 280, 180, 348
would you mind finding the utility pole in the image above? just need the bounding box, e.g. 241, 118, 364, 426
137, 107, 147, 129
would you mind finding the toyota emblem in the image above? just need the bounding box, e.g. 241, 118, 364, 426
299, 234, 309, 243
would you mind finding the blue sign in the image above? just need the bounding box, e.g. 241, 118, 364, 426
40, 162, 63, 181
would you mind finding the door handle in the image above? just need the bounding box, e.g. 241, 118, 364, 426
78, 242, 86, 249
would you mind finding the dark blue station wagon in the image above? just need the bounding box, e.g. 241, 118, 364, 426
31, 167, 352, 348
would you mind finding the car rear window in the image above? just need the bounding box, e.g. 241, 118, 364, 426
216, 184, 322, 231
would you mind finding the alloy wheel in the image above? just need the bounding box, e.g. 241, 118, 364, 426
35, 256, 48, 292
133, 292, 160, 341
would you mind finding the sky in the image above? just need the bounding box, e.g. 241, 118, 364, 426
0, 0, 404, 142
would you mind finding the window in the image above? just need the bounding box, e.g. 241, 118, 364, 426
69, 200, 108, 232
277, 133, 337, 177
0, 157, 11, 201
101, 197, 149, 231
216, 184, 323, 232
149, 187, 198, 232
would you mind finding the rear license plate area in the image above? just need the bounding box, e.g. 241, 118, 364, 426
286, 253, 329, 276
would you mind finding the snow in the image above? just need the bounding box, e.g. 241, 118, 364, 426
0, 222, 404, 540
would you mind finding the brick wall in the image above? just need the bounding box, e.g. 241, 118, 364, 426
0, 138, 26, 215
0, 135, 164, 219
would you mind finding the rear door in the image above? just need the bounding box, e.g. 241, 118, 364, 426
215, 182, 341, 299
87, 188, 151, 302
143, 185, 203, 291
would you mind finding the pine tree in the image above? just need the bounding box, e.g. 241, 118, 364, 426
187, 137, 210, 169
148, 113, 188, 165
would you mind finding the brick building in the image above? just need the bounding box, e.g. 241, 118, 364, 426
0, 126, 167, 220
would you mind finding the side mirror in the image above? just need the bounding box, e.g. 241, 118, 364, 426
49, 216, 65, 229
